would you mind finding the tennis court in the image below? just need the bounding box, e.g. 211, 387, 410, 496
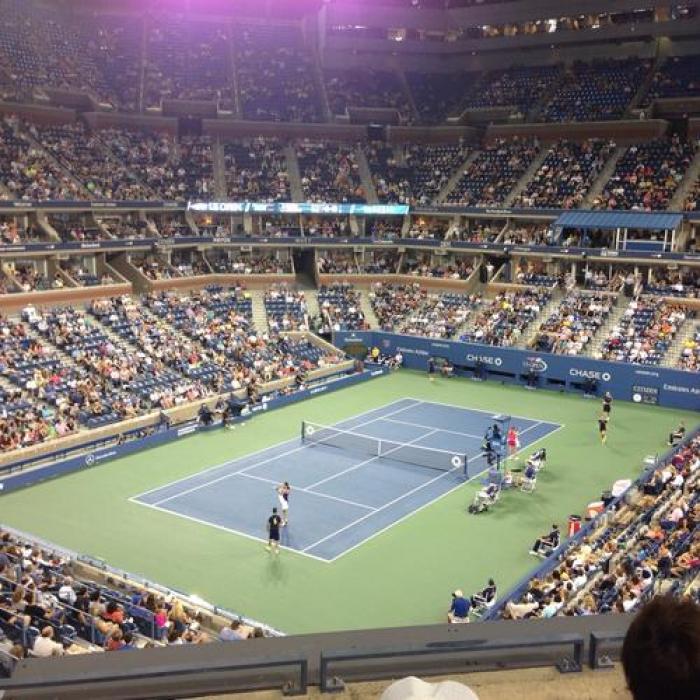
131, 398, 561, 561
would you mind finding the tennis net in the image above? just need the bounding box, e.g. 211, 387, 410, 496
301, 421, 467, 475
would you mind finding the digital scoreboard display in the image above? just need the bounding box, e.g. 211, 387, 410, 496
188, 202, 409, 216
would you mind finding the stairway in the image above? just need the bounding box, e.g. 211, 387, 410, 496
583, 297, 628, 358
250, 289, 270, 334
669, 147, 700, 211
504, 145, 549, 207
435, 149, 480, 204
526, 69, 565, 122
517, 289, 564, 349
212, 139, 227, 199
14, 122, 89, 198
284, 145, 304, 202
395, 65, 420, 124
581, 146, 626, 208
662, 318, 698, 369
625, 56, 661, 116
355, 148, 379, 204
358, 289, 381, 330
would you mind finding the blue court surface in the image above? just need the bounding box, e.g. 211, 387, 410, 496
131, 399, 562, 562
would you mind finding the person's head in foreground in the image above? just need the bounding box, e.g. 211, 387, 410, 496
621, 595, 700, 700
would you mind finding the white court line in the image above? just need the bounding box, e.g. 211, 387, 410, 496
148, 399, 424, 507
304, 428, 439, 491
132, 397, 414, 501
322, 421, 565, 562
303, 449, 468, 553
379, 417, 483, 440
405, 397, 563, 429
127, 497, 331, 564
240, 472, 376, 511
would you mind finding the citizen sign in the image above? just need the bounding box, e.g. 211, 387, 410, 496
569, 368, 612, 382
466, 354, 503, 366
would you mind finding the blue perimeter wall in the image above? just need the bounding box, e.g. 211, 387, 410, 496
333, 331, 700, 412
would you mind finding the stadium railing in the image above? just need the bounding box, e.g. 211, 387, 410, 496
483, 428, 699, 621
0, 613, 636, 698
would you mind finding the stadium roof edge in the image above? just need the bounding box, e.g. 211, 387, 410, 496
554, 210, 683, 231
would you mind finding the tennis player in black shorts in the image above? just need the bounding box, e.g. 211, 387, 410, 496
265, 507, 282, 554
598, 413, 609, 445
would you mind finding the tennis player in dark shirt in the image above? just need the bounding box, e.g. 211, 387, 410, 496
265, 507, 283, 554
602, 391, 613, 422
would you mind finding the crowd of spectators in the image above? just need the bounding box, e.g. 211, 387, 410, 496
317, 283, 368, 332
403, 253, 475, 280
369, 282, 428, 332
0, 314, 82, 450
0, 526, 280, 659
208, 253, 292, 275
685, 178, 700, 212
597, 297, 687, 365
264, 284, 309, 332
235, 24, 322, 122
31, 122, 152, 201
406, 72, 468, 124
513, 261, 563, 288
502, 223, 551, 246
317, 251, 359, 275
502, 436, 699, 621
643, 53, 700, 105
645, 268, 700, 298
0, 116, 86, 201
364, 252, 400, 274
515, 139, 616, 209
171, 252, 210, 278
224, 139, 289, 202
297, 141, 363, 203
1, 263, 48, 293
583, 266, 631, 292
144, 16, 231, 108
135, 257, 177, 281
365, 218, 402, 240
148, 287, 345, 395
406, 218, 450, 240
593, 136, 695, 211
459, 65, 559, 117
460, 288, 552, 346
101, 128, 214, 200
542, 58, 650, 122
59, 261, 111, 287
400, 292, 482, 339
446, 138, 539, 206
453, 220, 503, 243
304, 217, 351, 238
325, 68, 412, 119
532, 292, 613, 355
0, 218, 42, 245
402, 142, 471, 205
0, 0, 112, 106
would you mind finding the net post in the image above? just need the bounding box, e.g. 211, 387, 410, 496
301, 421, 305, 443
463, 454, 468, 480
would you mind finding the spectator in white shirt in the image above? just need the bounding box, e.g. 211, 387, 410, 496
58, 577, 77, 607
32, 627, 64, 657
